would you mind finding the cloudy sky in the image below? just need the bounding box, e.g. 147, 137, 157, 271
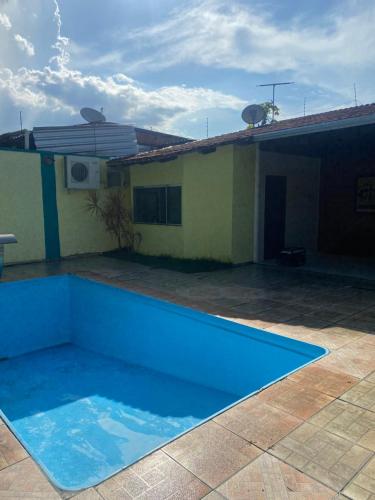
0, 0, 374, 138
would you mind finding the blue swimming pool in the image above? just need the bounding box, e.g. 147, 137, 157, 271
0, 275, 327, 490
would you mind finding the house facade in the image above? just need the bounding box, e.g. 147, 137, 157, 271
1, 104, 374, 268
110, 104, 375, 265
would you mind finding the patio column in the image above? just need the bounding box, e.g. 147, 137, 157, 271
252, 143, 261, 263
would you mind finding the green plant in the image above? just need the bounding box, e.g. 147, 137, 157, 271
86, 189, 141, 251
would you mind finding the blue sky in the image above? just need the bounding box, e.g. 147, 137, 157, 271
0, 0, 374, 138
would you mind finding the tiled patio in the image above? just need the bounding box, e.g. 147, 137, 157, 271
0, 256, 375, 499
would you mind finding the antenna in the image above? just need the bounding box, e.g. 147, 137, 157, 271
257, 82, 295, 121
353, 83, 358, 106
206, 117, 209, 138
303, 97, 306, 117
19, 111, 23, 132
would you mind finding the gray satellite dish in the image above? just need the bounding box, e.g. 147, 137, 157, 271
80, 107, 106, 123
241, 104, 266, 126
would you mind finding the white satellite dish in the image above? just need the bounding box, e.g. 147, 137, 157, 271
241, 104, 266, 126
80, 107, 106, 123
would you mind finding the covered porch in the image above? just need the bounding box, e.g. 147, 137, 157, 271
253, 122, 375, 280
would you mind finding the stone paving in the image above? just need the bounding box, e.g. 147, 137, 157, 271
0, 256, 374, 499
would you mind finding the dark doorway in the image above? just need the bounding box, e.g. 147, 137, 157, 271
264, 175, 287, 259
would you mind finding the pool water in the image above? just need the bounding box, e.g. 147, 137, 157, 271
0, 344, 234, 490
0, 275, 327, 490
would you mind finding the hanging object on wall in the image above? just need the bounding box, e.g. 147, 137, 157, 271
356, 177, 375, 212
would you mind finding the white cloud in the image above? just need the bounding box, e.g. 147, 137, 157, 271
0, 63, 244, 133
126, 0, 375, 101
1, 0, 373, 136
0, 12, 11, 30
0, 0, 245, 135
14, 34, 35, 56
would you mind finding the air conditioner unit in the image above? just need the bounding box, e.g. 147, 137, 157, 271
65, 156, 100, 190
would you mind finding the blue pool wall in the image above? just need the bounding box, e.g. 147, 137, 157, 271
0, 275, 327, 397
0, 276, 70, 358
70, 276, 326, 396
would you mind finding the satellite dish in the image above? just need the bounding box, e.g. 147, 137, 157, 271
241, 104, 266, 126
80, 107, 106, 123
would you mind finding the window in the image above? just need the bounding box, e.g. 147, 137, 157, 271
134, 186, 182, 225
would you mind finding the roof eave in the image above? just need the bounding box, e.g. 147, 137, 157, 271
252, 113, 375, 143
109, 112, 375, 168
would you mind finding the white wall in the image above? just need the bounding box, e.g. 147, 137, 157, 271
257, 150, 320, 260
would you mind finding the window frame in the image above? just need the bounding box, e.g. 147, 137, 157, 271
133, 185, 182, 226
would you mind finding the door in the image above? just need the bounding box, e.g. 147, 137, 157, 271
264, 175, 287, 259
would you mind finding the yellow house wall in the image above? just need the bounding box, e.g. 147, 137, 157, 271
0, 150, 45, 264
54, 156, 121, 257
130, 158, 184, 257
231, 144, 257, 264
0, 144, 257, 266
183, 146, 234, 262
129, 145, 247, 263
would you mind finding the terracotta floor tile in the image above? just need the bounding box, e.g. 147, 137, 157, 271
302, 326, 365, 350
227, 316, 274, 330
264, 322, 323, 341
163, 421, 262, 488
317, 339, 375, 379
256, 379, 333, 420
214, 398, 302, 450
354, 309, 375, 321
320, 300, 368, 316
216, 453, 336, 499
340, 379, 375, 412
286, 315, 333, 330
0, 458, 60, 498
367, 372, 375, 383
342, 456, 375, 499
288, 365, 359, 397
231, 299, 284, 315
270, 422, 372, 491
304, 308, 354, 323
0, 426, 28, 471
337, 316, 375, 335
251, 304, 314, 324
360, 334, 375, 346
96, 450, 209, 500
71, 488, 102, 499
308, 400, 375, 451
202, 491, 226, 499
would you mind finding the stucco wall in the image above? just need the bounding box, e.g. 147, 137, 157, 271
54, 155, 120, 257
258, 150, 320, 259
232, 144, 256, 264
129, 146, 237, 262
128, 144, 257, 263
0, 144, 257, 266
0, 150, 45, 264
183, 146, 234, 261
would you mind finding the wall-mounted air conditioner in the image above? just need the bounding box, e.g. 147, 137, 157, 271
65, 156, 100, 190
